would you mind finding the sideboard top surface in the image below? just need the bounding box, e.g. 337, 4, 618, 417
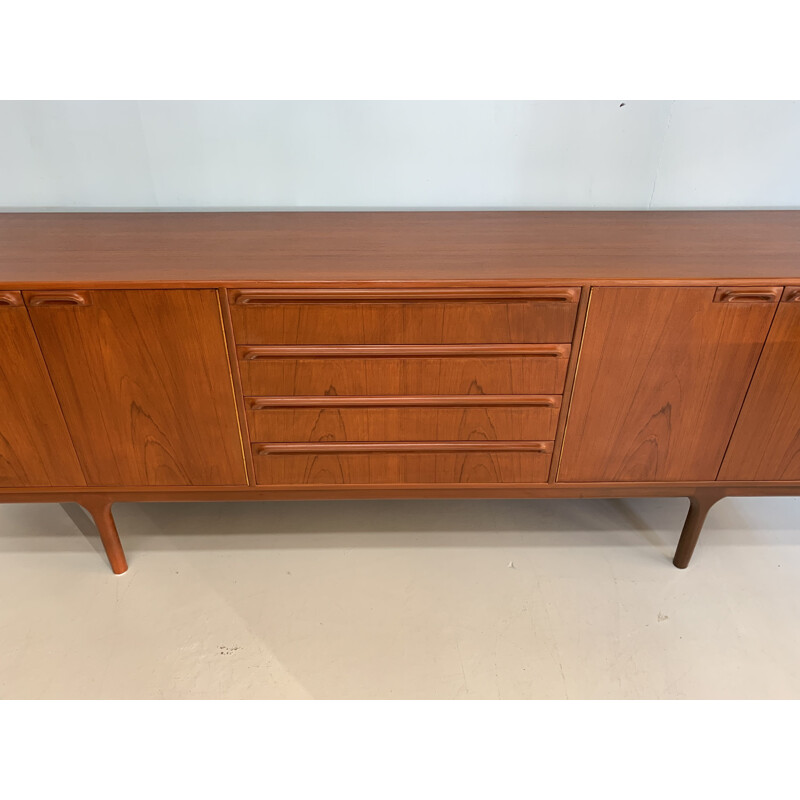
1, 211, 799, 287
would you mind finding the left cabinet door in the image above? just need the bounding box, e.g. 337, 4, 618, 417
26, 290, 247, 487
0, 293, 85, 487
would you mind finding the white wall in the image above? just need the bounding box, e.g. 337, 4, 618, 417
1, 101, 799, 209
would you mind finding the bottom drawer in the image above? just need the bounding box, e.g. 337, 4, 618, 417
252, 442, 553, 485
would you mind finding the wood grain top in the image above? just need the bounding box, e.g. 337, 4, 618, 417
1, 211, 799, 286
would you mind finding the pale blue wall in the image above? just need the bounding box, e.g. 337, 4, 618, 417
1, 101, 798, 209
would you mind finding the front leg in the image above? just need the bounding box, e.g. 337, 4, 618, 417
79, 496, 128, 575
673, 491, 724, 569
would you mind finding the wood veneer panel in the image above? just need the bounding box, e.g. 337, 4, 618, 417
218, 289, 255, 484
26, 290, 247, 487
246, 398, 560, 443
2, 212, 800, 285
558, 287, 777, 482
239, 351, 570, 397
549, 285, 590, 482
719, 300, 800, 480
252, 442, 553, 485
0, 304, 85, 487
230, 297, 577, 345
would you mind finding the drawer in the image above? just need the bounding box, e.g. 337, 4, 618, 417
238, 345, 570, 396
246, 395, 561, 442
229, 288, 580, 345
252, 441, 553, 485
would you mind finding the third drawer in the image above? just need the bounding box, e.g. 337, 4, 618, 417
245, 395, 561, 442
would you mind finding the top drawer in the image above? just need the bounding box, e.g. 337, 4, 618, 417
229, 288, 580, 345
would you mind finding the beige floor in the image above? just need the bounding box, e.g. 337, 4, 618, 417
0, 495, 798, 699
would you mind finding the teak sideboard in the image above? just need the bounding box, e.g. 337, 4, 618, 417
1, 211, 799, 574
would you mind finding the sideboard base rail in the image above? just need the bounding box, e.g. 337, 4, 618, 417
1, 485, 797, 574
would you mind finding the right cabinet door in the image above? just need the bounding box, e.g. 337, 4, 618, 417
719, 290, 800, 481
558, 287, 778, 482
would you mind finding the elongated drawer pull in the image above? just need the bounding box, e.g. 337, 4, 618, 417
26, 291, 91, 307
0, 291, 23, 307
238, 344, 571, 360
783, 286, 800, 302
713, 286, 782, 303
254, 441, 554, 455
245, 394, 562, 409
231, 288, 580, 303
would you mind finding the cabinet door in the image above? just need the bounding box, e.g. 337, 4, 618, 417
719, 294, 800, 480
558, 287, 777, 482
26, 290, 246, 487
0, 293, 85, 487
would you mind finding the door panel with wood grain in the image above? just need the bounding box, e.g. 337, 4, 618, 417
26, 290, 247, 487
0, 294, 85, 487
719, 296, 800, 480
558, 287, 777, 482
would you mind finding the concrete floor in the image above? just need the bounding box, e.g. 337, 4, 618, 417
0, 495, 798, 699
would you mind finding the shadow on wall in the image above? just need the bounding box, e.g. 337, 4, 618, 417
1, 496, 797, 557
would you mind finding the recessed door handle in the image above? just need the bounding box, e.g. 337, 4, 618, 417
713, 287, 782, 303
783, 287, 800, 303
26, 291, 91, 307
0, 291, 23, 307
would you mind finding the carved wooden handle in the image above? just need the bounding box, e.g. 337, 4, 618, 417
27, 291, 91, 307
245, 394, 562, 409
254, 441, 554, 455
238, 344, 570, 360
231, 288, 580, 303
713, 287, 782, 303
783, 287, 800, 303
0, 291, 23, 307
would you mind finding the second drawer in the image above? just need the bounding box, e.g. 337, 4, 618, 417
238, 345, 571, 396
246, 396, 561, 442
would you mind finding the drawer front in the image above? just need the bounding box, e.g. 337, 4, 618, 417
230, 289, 579, 345
246, 396, 561, 442
239, 349, 569, 397
252, 442, 553, 485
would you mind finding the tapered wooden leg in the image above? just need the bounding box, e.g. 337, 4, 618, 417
80, 497, 128, 575
673, 492, 723, 569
